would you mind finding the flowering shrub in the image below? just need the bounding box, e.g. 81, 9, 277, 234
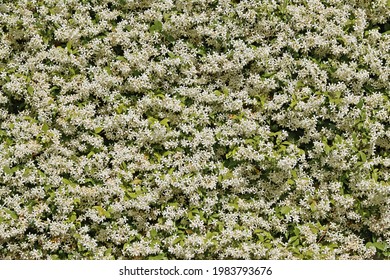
0, 0, 389, 260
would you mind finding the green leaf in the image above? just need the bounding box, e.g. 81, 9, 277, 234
289, 236, 299, 244
197, 47, 206, 56
324, 145, 331, 154
309, 224, 319, 234
334, 134, 342, 144
23, 116, 37, 123
127, 192, 138, 199
226, 147, 237, 159
278, 144, 287, 152
229, 201, 239, 210
356, 98, 364, 109
280, 206, 292, 215
359, 151, 366, 162
168, 202, 178, 208
27, 85, 34, 94
173, 236, 183, 245
66, 41, 72, 53
222, 87, 229, 96
148, 116, 158, 126
163, 151, 174, 157
291, 169, 297, 178
62, 178, 76, 187
94, 127, 103, 134
150, 229, 157, 238
27, 199, 38, 213
69, 67, 76, 76
104, 248, 112, 257
263, 72, 276, 78
23, 168, 32, 177
4, 209, 18, 219
372, 169, 378, 181
206, 232, 217, 240
42, 123, 49, 132
296, 80, 305, 89
287, 179, 295, 185
148, 254, 166, 260
131, 178, 142, 185
3, 166, 13, 175
214, 90, 222, 96
310, 202, 317, 212
67, 212, 77, 223
50, 254, 60, 260
223, 171, 233, 180
160, 118, 170, 127
87, 150, 95, 158
123, 242, 131, 250
116, 56, 126, 61
168, 52, 177, 59
62, 178, 71, 184
149, 20, 163, 33
124, 24, 132, 32
93, 206, 111, 218
373, 242, 387, 251
104, 66, 112, 75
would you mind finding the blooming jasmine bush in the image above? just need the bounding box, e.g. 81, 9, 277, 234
0, 0, 389, 260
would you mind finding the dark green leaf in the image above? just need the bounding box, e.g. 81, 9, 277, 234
356, 98, 364, 109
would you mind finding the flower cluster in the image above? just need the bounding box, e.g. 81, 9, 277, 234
0, 0, 389, 259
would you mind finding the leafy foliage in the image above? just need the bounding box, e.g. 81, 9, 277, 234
0, 0, 389, 260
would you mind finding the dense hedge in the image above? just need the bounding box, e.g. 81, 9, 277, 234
0, 0, 389, 259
